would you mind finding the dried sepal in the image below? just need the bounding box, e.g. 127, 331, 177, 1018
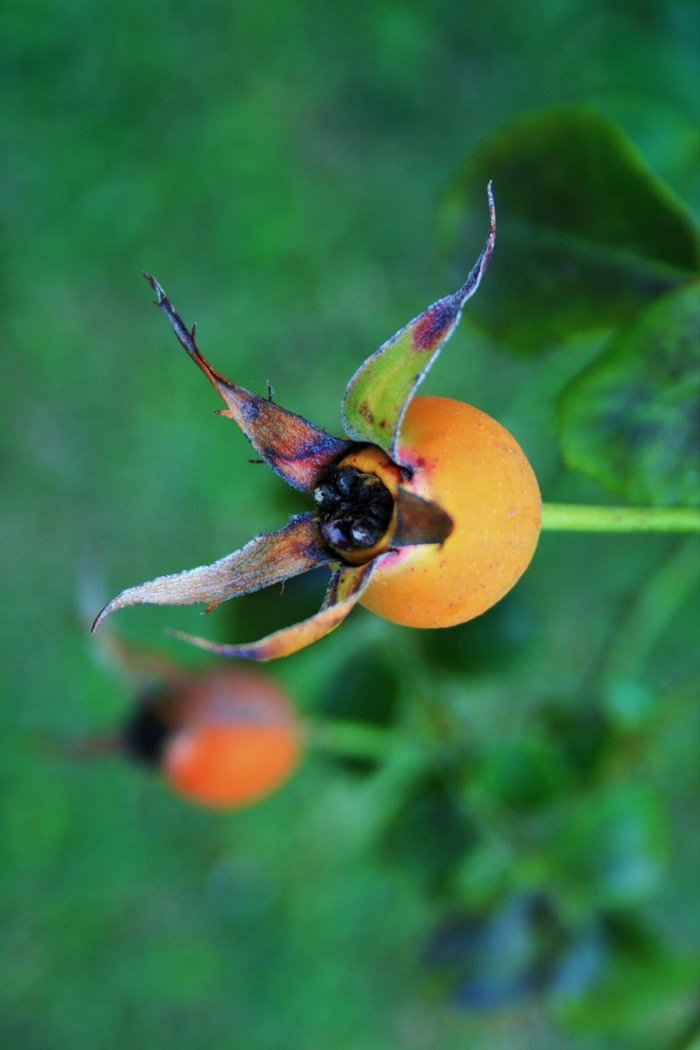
94, 194, 495, 663
167, 560, 377, 661
92, 513, 330, 632
144, 274, 352, 493
340, 183, 495, 462
391, 487, 453, 548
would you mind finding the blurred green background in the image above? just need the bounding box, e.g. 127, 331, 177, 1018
2, 1, 700, 1048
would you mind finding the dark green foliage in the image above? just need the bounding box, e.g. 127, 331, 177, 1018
381, 776, 480, 887
424, 895, 567, 1010
321, 647, 400, 729
417, 591, 534, 673
441, 107, 700, 353
557, 283, 700, 505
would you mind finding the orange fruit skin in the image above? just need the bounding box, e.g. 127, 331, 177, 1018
355, 396, 541, 628
163, 670, 301, 809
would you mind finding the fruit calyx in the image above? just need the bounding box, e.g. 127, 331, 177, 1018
314, 447, 453, 566
314, 463, 394, 556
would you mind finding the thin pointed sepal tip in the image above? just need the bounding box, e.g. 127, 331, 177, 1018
143, 273, 172, 314
166, 628, 215, 649
90, 602, 113, 634
486, 181, 496, 235
142, 271, 165, 303
164, 629, 263, 662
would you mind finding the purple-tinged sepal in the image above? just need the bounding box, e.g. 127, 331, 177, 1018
144, 274, 352, 493
340, 183, 495, 462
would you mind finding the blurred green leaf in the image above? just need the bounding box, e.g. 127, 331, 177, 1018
453, 842, 513, 908
554, 916, 699, 1037
319, 647, 400, 773
540, 703, 611, 786
321, 647, 400, 728
418, 592, 534, 674
476, 737, 571, 813
556, 282, 700, 505
552, 785, 667, 912
441, 106, 700, 353
381, 777, 479, 886
601, 680, 658, 733
424, 895, 565, 1011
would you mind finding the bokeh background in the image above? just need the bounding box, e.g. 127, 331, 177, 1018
2, 2, 700, 1048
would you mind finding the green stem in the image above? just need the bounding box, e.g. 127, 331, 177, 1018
303, 718, 397, 761
541, 503, 700, 534
303, 717, 427, 856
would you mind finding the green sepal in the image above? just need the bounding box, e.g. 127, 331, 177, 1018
340, 185, 495, 461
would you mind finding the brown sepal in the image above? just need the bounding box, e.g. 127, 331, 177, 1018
144, 274, 352, 493
390, 487, 454, 548
92, 513, 330, 632
167, 560, 377, 662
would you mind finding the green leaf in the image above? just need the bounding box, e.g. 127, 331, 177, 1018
441, 106, 700, 353
554, 923, 699, 1037
551, 785, 667, 912
341, 186, 495, 458
381, 777, 479, 884
556, 282, 700, 506
476, 737, 571, 813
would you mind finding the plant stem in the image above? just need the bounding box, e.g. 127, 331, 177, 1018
303, 718, 398, 761
541, 503, 700, 534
